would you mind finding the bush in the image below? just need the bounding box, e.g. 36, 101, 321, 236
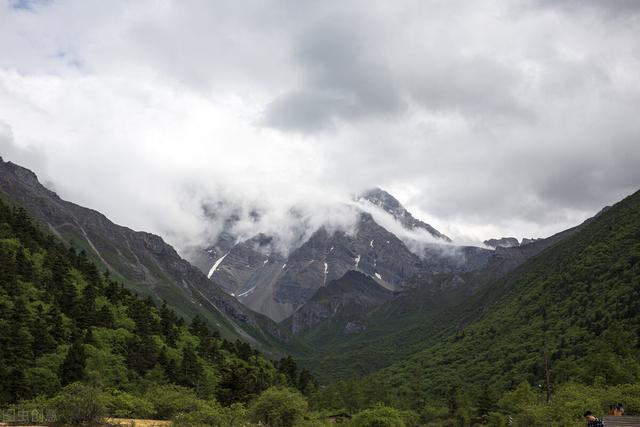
350, 405, 406, 427
102, 389, 154, 419
173, 401, 247, 427
144, 384, 202, 419
24, 367, 61, 398
50, 383, 105, 426
249, 386, 308, 427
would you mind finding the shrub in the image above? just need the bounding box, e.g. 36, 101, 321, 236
50, 382, 105, 426
144, 384, 202, 419
249, 386, 308, 427
102, 389, 154, 419
350, 405, 406, 427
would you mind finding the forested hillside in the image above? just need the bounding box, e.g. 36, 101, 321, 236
311, 190, 640, 425
0, 158, 293, 352
2, 178, 639, 426
0, 198, 317, 424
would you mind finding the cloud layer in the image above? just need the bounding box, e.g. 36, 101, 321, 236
1, 0, 639, 251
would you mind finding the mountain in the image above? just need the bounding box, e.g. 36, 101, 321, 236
366, 188, 640, 406
357, 187, 451, 242
483, 237, 520, 248
285, 270, 395, 335
292, 210, 589, 380
484, 236, 542, 248
190, 189, 489, 322
201, 212, 426, 321
0, 197, 312, 417
0, 158, 293, 351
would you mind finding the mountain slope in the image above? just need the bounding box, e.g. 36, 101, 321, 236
358, 187, 451, 242
0, 197, 300, 414
285, 270, 395, 335
194, 195, 486, 322
294, 211, 590, 381
202, 212, 428, 321
0, 158, 293, 351
371, 188, 640, 405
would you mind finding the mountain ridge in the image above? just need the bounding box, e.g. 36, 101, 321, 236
0, 157, 294, 353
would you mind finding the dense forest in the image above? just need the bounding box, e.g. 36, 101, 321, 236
311, 190, 640, 425
0, 198, 320, 426
1, 187, 640, 426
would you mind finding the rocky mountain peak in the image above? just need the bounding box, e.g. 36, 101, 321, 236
358, 187, 451, 242
483, 237, 520, 249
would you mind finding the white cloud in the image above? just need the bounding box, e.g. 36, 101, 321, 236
0, 0, 639, 252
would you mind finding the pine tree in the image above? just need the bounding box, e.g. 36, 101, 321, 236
60, 341, 86, 386
96, 305, 114, 328
177, 345, 203, 388
297, 369, 317, 395
31, 305, 56, 357
278, 356, 298, 387
6, 368, 28, 402
125, 335, 159, 375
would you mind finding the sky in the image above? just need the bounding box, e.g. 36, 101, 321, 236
1, 0, 639, 252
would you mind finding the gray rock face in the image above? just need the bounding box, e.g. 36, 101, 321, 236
0, 157, 291, 348
520, 237, 541, 246
286, 271, 394, 334
483, 237, 520, 248
206, 211, 424, 321
358, 188, 451, 242
191, 190, 493, 322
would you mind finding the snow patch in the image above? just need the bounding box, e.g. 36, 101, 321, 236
323, 262, 328, 285
329, 246, 334, 253
375, 272, 382, 280
370, 240, 374, 247
237, 286, 257, 298
207, 252, 229, 278
354, 254, 361, 269
282, 263, 287, 269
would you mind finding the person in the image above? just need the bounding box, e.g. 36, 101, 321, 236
584, 411, 605, 427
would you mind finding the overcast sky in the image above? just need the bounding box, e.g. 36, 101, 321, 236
1, 0, 639, 251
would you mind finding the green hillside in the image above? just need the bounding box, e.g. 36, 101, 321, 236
377, 189, 640, 394
0, 198, 315, 424
310, 190, 640, 425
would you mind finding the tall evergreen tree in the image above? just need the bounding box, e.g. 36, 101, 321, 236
177, 345, 203, 388
60, 341, 86, 386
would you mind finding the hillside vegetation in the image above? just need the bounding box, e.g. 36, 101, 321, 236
311, 190, 640, 425
0, 198, 317, 424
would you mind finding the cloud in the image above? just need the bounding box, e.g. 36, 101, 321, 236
531, 0, 640, 17
0, 0, 639, 252
263, 12, 405, 131
0, 121, 47, 174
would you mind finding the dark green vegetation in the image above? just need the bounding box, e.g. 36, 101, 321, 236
293, 226, 584, 382
309, 190, 640, 425
0, 198, 317, 424
0, 157, 293, 352
1, 153, 639, 426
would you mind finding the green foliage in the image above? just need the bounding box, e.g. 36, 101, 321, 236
59, 341, 86, 386
249, 386, 309, 427
143, 384, 202, 419
173, 401, 247, 427
310, 190, 640, 425
371, 190, 640, 404
350, 405, 406, 427
50, 382, 105, 426
0, 197, 310, 421
102, 389, 154, 419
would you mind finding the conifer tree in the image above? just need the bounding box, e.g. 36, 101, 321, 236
60, 341, 86, 386
177, 345, 203, 388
